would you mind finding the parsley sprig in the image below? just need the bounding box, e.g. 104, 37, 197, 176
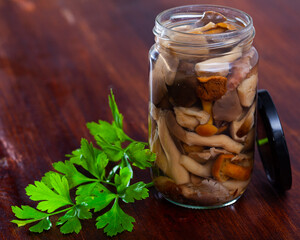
11, 90, 155, 236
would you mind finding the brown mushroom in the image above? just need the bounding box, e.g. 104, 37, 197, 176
193, 11, 227, 27
212, 154, 252, 182
168, 75, 198, 107
195, 124, 218, 136
179, 179, 231, 205
196, 76, 227, 101
212, 90, 243, 122
153, 176, 183, 200
227, 47, 257, 90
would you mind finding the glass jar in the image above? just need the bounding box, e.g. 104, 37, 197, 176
149, 5, 259, 209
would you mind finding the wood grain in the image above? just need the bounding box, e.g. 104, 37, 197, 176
0, 0, 299, 239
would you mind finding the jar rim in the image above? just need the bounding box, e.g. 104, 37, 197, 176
153, 4, 254, 49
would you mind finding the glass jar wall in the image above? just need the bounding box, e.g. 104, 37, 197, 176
149, 5, 259, 209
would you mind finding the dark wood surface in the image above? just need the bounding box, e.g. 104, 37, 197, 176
0, 0, 299, 239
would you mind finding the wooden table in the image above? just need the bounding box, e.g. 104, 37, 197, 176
0, 0, 299, 239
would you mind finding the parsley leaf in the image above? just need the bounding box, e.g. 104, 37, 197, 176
53, 160, 94, 188
96, 199, 135, 237
29, 217, 52, 233
108, 89, 123, 129
56, 203, 92, 234
11, 205, 49, 227
122, 182, 149, 203
126, 142, 155, 169
11, 89, 155, 237
25, 173, 73, 213
95, 135, 124, 162
114, 167, 132, 194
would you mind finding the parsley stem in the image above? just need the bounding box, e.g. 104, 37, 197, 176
48, 206, 74, 217
102, 181, 116, 186
145, 182, 154, 188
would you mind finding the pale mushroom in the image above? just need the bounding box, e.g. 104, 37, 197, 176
179, 155, 213, 177
230, 103, 256, 142
188, 22, 217, 34
149, 102, 160, 121
174, 108, 199, 130
150, 130, 169, 174
209, 147, 231, 157
188, 151, 212, 164
174, 107, 210, 124
237, 73, 258, 107
158, 30, 209, 56
157, 111, 190, 184
194, 46, 242, 77
222, 179, 250, 196
165, 111, 244, 153
212, 90, 243, 122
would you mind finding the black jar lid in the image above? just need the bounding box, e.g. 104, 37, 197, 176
256, 89, 292, 191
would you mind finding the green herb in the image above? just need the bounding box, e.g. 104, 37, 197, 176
11, 90, 155, 237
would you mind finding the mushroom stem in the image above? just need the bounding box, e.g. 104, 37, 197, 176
166, 111, 243, 153
157, 111, 190, 184
179, 155, 213, 177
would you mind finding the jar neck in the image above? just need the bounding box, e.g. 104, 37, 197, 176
153, 5, 255, 56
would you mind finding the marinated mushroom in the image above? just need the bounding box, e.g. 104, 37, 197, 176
222, 179, 251, 196
227, 47, 257, 90
212, 90, 243, 122
237, 73, 258, 107
165, 111, 244, 153
150, 131, 169, 174
174, 108, 199, 130
194, 46, 242, 77
193, 11, 227, 27
212, 154, 252, 182
180, 179, 231, 205
230, 103, 255, 142
174, 106, 210, 124
188, 22, 217, 34
182, 144, 204, 154
201, 100, 213, 124
188, 151, 212, 163
157, 111, 190, 184
179, 155, 213, 177
195, 124, 218, 137
168, 75, 198, 107
196, 76, 227, 101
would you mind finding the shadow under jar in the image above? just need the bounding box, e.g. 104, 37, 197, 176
149, 5, 259, 209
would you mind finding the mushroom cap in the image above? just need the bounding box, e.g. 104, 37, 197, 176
212, 154, 235, 182
193, 11, 227, 27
